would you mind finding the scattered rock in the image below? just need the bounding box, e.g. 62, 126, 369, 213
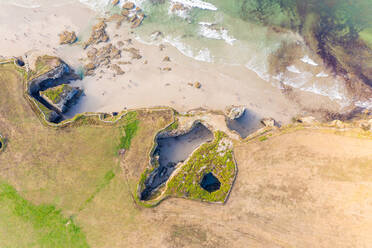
228, 106, 245, 120
261, 118, 276, 127
359, 121, 371, 131
297, 116, 316, 124
331, 120, 345, 128
112, 0, 120, 6
107, 13, 125, 22
144, 60, 148, 64
124, 47, 142, 59
194, 81, 201, 89
159, 44, 166, 51
118, 61, 132, 65
151, 31, 163, 41
118, 148, 126, 156
162, 67, 172, 71
171, 3, 187, 12
58, 31, 77, 45
84, 63, 96, 76
87, 48, 98, 60
40, 84, 82, 113
111, 64, 125, 75
121, 9, 130, 17
122, 1, 135, 9
163, 56, 171, 62
117, 41, 124, 47
129, 15, 137, 23
84, 21, 109, 49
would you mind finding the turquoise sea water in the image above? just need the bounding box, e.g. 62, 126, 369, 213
2, 0, 372, 107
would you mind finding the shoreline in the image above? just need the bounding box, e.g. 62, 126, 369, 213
0, 1, 350, 126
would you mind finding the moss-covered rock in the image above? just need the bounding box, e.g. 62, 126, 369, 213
166, 131, 236, 203
40, 84, 82, 113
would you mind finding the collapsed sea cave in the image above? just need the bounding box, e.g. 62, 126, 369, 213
27, 60, 82, 124
140, 122, 213, 201
226, 108, 263, 139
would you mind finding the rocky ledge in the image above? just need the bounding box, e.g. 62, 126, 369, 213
40, 84, 82, 113
26, 55, 82, 123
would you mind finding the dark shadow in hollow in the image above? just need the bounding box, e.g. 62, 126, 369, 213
140, 122, 213, 200
226, 109, 262, 138
200, 172, 221, 193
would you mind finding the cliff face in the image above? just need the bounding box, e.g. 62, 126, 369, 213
40, 84, 82, 113
25, 55, 82, 123
27, 63, 69, 95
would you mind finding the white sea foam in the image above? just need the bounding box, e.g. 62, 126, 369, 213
198, 22, 236, 45
78, 0, 145, 12
355, 99, 372, 109
163, 36, 213, 62
170, 0, 217, 11
316, 71, 329, 78
2, 0, 41, 8
286, 65, 301, 74
300, 55, 318, 66
245, 59, 270, 82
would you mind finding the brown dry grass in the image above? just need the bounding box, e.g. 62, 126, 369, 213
0, 62, 371, 247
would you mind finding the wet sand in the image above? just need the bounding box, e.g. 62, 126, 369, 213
0, 1, 344, 125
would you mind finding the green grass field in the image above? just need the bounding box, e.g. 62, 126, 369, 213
0, 61, 174, 247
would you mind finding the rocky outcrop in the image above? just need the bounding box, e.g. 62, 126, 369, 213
84, 43, 122, 76
58, 31, 77, 45
40, 84, 82, 113
123, 47, 141, 59
116, 2, 145, 29
122, 2, 135, 9
28, 59, 69, 95
171, 3, 187, 12
261, 118, 276, 127
26, 55, 81, 123
110, 64, 125, 75
84, 63, 96, 76
297, 116, 317, 124
228, 106, 245, 120
194, 81, 201, 89
84, 21, 109, 49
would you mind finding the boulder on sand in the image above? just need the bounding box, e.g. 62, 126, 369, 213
228, 106, 245, 120
58, 31, 77, 45
122, 1, 135, 9
111, 64, 125, 75
84, 21, 109, 49
261, 118, 276, 127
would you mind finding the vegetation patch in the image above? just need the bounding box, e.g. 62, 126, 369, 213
28, 55, 62, 81
165, 131, 236, 203
0, 135, 4, 152
40, 84, 71, 104
117, 112, 140, 150
0, 181, 89, 248
79, 170, 116, 211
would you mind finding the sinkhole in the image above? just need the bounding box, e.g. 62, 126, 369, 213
200, 172, 221, 193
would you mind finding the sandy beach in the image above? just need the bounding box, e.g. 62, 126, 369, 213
0, 0, 344, 125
